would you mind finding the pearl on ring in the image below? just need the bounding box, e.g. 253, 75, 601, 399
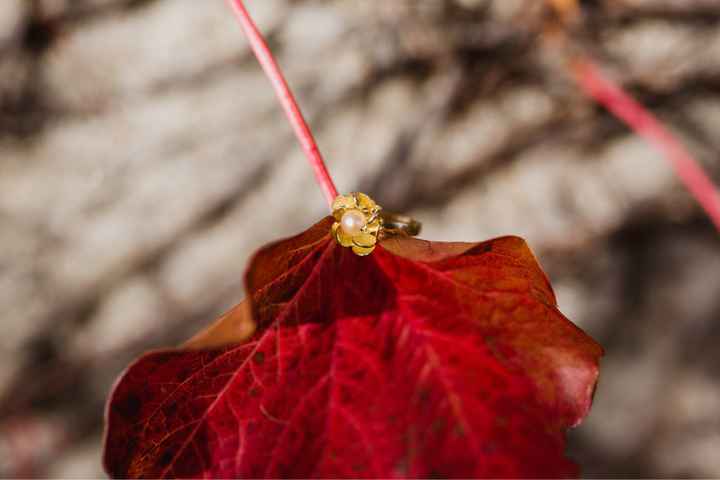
340, 209, 366, 236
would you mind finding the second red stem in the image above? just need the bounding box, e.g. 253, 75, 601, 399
572, 57, 720, 233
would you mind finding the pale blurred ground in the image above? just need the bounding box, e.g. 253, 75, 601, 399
0, 0, 719, 477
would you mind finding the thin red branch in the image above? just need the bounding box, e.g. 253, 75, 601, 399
226, 0, 338, 207
571, 57, 720, 232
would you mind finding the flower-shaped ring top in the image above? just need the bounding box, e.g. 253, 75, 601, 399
331, 192, 383, 256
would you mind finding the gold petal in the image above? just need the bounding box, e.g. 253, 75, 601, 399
332, 223, 349, 247
352, 244, 375, 256
332, 195, 357, 219
353, 233, 377, 248
355, 192, 376, 212
336, 227, 355, 247
364, 220, 382, 234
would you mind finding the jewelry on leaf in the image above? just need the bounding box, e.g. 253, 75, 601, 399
331, 192, 422, 256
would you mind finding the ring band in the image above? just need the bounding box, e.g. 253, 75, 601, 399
379, 211, 422, 238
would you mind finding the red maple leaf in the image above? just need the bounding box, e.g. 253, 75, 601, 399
103, 217, 602, 478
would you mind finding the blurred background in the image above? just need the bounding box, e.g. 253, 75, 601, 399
1, 0, 719, 477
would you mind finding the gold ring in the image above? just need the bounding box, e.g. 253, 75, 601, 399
331, 192, 421, 256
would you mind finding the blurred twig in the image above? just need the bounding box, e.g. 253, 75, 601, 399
547, 0, 720, 233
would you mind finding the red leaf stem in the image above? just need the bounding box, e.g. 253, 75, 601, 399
226, 0, 339, 207
571, 57, 720, 232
